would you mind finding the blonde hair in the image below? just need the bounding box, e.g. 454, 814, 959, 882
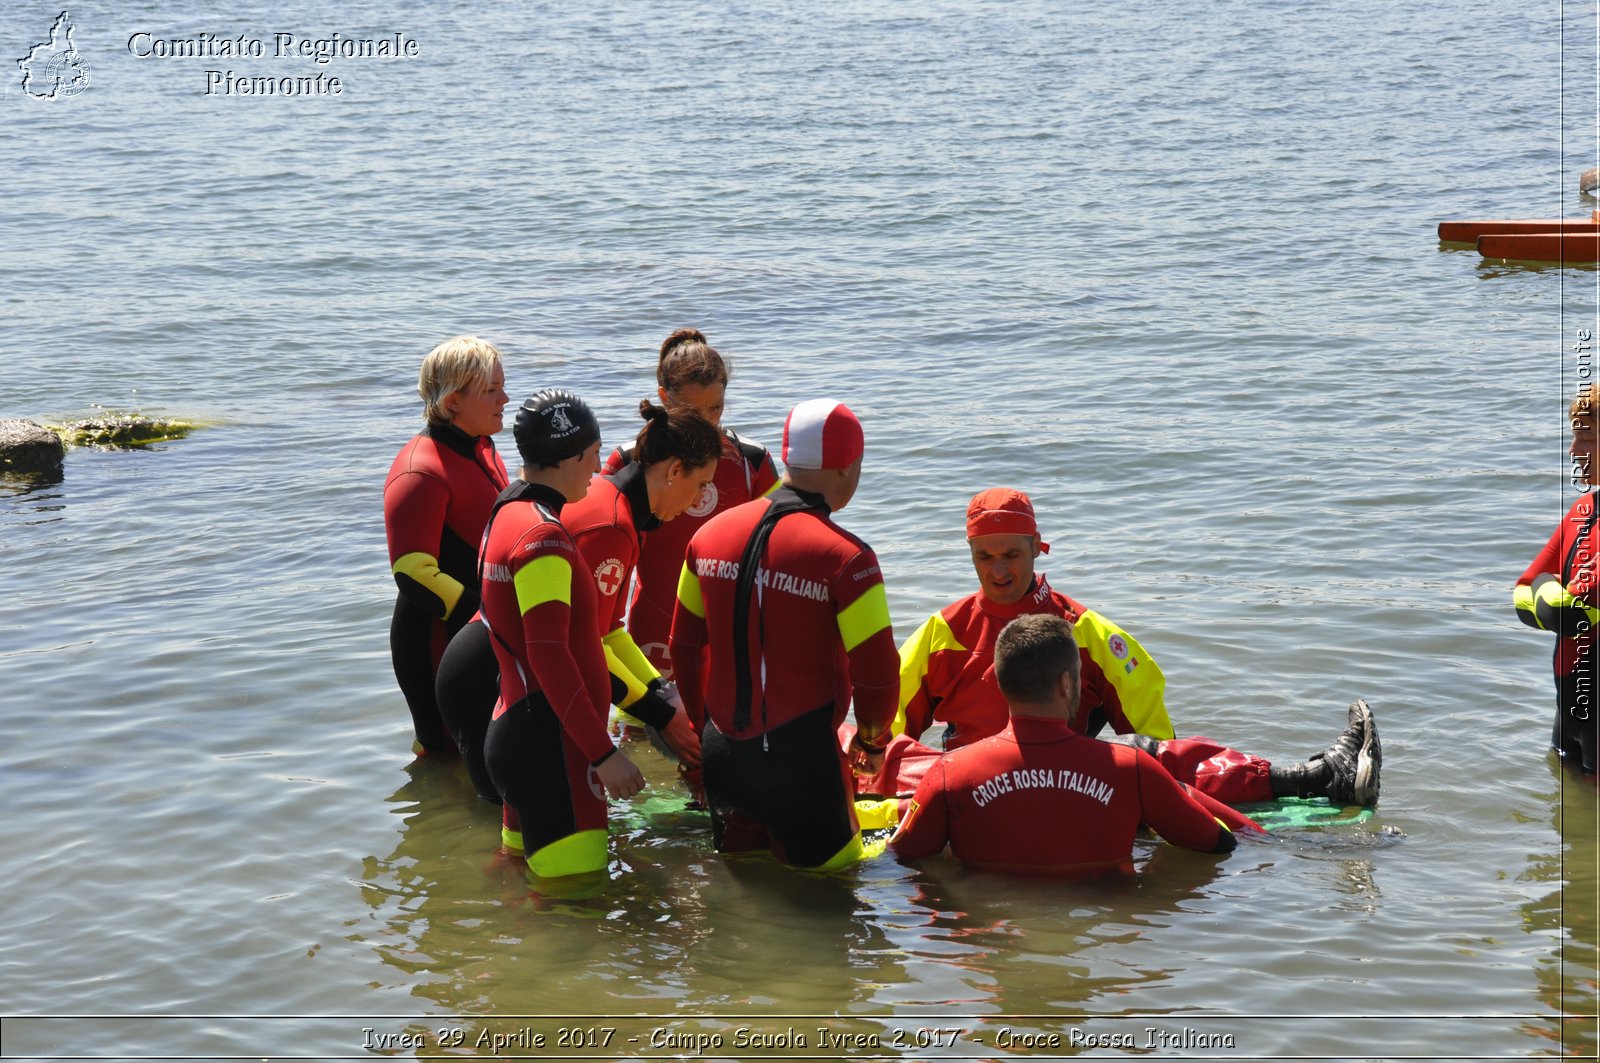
1572, 382, 1599, 422
418, 335, 502, 425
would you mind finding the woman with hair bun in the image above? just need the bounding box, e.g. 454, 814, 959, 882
565, 400, 722, 764
601, 329, 779, 678
384, 335, 509, 754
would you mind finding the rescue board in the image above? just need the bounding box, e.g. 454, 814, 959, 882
1438, 216, 1600, 243
1477, 231, 1600, 264
1242, 796, 1373, 831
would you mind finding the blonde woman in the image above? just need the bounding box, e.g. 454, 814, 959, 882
383, 336, 509, 754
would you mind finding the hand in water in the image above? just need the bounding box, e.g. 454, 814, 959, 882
595, 750, 646, 799
659, 707, 703, 768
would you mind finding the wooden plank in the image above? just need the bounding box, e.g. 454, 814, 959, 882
1440, 218, 1600, 242
1477, 231, 1600, 262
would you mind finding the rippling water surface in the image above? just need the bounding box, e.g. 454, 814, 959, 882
3, 1, 1598, 1059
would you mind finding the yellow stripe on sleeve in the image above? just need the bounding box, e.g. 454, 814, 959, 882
837, 582, 891, 652
676, 560, 705, 619
1073, 609, 1174, 741
514, 554, 572, 615
603, 635, 653, 710
604, 626, 660, 689
892, 613, 966, 735
392, 550, 466, 618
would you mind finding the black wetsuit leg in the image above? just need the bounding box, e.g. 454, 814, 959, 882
702, 704, 855, 868
390, 592, 452, 752
484, 694, 581, 858
436, 619, 500, 801
1556, 662, 1599, 774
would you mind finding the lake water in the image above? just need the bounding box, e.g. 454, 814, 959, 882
3, 1, 1598, 1059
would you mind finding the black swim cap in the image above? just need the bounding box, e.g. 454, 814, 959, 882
513, 389, 601, 468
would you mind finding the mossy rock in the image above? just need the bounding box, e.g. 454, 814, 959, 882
54, 414, 195, 448
0, 418, 67, 474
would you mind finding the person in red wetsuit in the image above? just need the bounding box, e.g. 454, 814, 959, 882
479, 389, 647, 885
886, 488, 1379, 807
439, 401, 717, 812
565, 400, 722, 762
602, 329, 779, 678
384, 336, 509, 754
1516, 383, 1600, 773
891, 613, 1239, 878
671, 399, 898, 870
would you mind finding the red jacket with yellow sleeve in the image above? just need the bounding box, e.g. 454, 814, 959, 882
479, 481, 615, 765
670, 487, 898, 742
895, 575, 1174, 748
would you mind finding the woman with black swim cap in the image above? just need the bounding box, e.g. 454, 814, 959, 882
478, 389, 647, 884
564, 400, 721, 763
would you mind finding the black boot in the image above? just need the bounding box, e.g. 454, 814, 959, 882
1268, 699, 1381, 807
1269, 757, 1331, 798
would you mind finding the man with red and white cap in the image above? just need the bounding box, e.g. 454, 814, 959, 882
882, 487, 1381, 808
671, 399, 900, 869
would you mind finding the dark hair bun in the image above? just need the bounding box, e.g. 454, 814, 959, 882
659, 328, 708, 360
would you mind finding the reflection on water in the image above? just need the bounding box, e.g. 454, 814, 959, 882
354, 741, 1425, 1058
1521, 758, 1600, 1055
0, 470, 65, 505
353, 744, 1261, 1047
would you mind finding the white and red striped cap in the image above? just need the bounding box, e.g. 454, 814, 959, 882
782, 399, 864, 471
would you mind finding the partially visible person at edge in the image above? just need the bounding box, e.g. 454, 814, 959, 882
479, 389, 646, 885
670, 399, 898, 870
872, 488, 1380, 808
890, 613, 1239, 878
1516, 382, 1600, 773
564, 400, 721, 766
602, 329, 779, 679
383, 335, 509, 755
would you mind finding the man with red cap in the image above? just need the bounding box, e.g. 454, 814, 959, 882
671, 399, 900, 869
884, 487, 1380, 808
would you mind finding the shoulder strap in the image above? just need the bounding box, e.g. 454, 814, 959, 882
476, 481, 559, 692
730, 486, 828, 732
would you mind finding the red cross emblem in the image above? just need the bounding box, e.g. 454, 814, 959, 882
595, 559, 625, 596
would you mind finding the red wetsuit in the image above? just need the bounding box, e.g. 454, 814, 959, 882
890, 715, 1236, 878
603, 428, 777, 677
383, 422, 508, 750
1516, 491, 1599, 771
671, 485, 898, 867
895, 576, 1273, 805
560, 464, 677, 727
478, 481, 617, 878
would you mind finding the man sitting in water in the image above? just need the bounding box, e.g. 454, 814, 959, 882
872, 488, 1379, 808
890, 614, 1239, 876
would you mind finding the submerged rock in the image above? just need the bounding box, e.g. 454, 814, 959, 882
55, 414, 195, 447
0, 418, 67, 474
